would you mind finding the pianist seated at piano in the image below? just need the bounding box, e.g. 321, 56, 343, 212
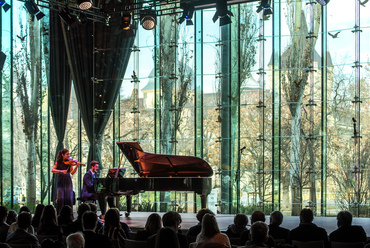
82, 161, 114, 213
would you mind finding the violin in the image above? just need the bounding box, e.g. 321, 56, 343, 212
64, 158, 86, 166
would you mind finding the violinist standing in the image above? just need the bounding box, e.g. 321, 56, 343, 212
51, 149, 82, 213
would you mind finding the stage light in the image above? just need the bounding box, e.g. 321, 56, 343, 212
179, 3, 194, 26
77, 0, 92, 10
25, 0, 45, 20
140, 9, 156, 30
59, 7, 77, 26
316, 0, 330, 5
257, 0, 273, 15
2, 3, 11, 12
120, 12, 131, 30
0, 52, 6, 71
78, 12, 87, 25
212, 0, 233, 26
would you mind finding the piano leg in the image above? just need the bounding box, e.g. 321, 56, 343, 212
125, 195, 132, 217
200, 194, 208, 209
97, 194, 108, 216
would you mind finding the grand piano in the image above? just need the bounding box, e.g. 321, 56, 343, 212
94, 141, 213, 216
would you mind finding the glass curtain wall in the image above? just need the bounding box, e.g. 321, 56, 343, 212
1, 0, 370, 216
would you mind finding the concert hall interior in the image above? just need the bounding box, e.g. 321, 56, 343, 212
1, 0, 370, 233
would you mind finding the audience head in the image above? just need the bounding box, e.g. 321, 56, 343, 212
41, 238, 64, 248
337, 210, 352, 227
0, 206, 8, 223
299, 208, 314, 223
145, 213, 162, 234
104, 208, 121, 229
234, 213, 248, 228
82, 211, 97, 231
196, 208, 215, 223
77, 203, 90, 219
249, 221, 269, 243
17, 211, 32, 229
154, 227, 180, 248
88, 203, 97, 213
66, 232, 85, 248
270, 211, 283, 226
40, 204, 58, 226
33, 204, 45, 218
19, 206, 31, 213
162, 211, 182, 231
200, 213, 220, 238
58, 205, 74, 224
251, 211, 266, 224
6, 210, 17, 225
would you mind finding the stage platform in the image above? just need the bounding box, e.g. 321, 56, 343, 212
115, 211, 370, 237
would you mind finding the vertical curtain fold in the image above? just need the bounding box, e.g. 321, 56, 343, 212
49, 11, 72, 203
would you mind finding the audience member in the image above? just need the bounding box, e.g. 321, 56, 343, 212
6, 211, 39, 246
58, 205, 74, 233
31, 204, 45, 230
8, 206, 34, 234
187, 208, 215, 238
82, 211, 112, 248
0, 243, 11, 248
41, 238, 65, 248
87, 203, 103, 232
241, 211, 275, 247
101, 208, 126, 248
64, 203, 90, 236
0, 206, 9, 242
243, 221, 269, 248
37, 205, 62, 236
66, 232, 85, 248
225, 213, 249, 238
268, 211, 289, 243
148, 211, 188, 248
136, 212, 162, 240
196, 213, 231, 248
155, 226, 181, 248
329, 210, 367, 243
6, 210, 17, 226
288, 208, 329, 248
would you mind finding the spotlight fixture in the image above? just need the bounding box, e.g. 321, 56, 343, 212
316, 0, 330, 5
59, 7, 78, 26
25, 0, 45, 20
120, 12, 131, 30
212, 0, 233, 26
2, 3, 11, 12
0, 52, 6, 71
256, 0, 273, 15
179, 3, 194, 26
78, 12, 87, 25
140, 9, 156, 30
77, 0, 92, 10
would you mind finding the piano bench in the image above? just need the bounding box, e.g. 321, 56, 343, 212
77, 197, 96, 204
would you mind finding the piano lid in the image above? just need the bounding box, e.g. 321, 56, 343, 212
117, 142, 213, 178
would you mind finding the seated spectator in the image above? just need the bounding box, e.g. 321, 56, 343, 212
225, 213, 248, 238
243, 221, 269, 248
41, 238, 65, 248
88, 203, 103, 232
288, 208, 329, 248
31, 204, 45, 230
241, 211, 274, 247
6, 210, 17, 226
0, 206, 9, 242
187, 208, 215, 238
329, 210, 367, 243
64, 203, 90, 236
148, 211, 188, 248
101, 208, 126, 248
66, 232, 85, 248
196, 213, 231, 248
0, 243, 11, 248
82, 211, 112, 248
6, 211, 39, 246
268, 211, 289, 243
37, 205, 62, 236
136, 213, 162, 241
155, 227, 180, 248
58, 205, 74, 233
8, 206, 35, 234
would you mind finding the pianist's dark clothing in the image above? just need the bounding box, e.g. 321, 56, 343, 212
6, 229, 40, 246
0, 222, 9, 242
82, 170, 95, 199
329, 225, 367, 243
147, 232, 188, 248
268, 224, 290, 243
288, 223, 329, 248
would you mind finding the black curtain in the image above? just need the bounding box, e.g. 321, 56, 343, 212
49, 10, 72, 203
62, 6, 136, 168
